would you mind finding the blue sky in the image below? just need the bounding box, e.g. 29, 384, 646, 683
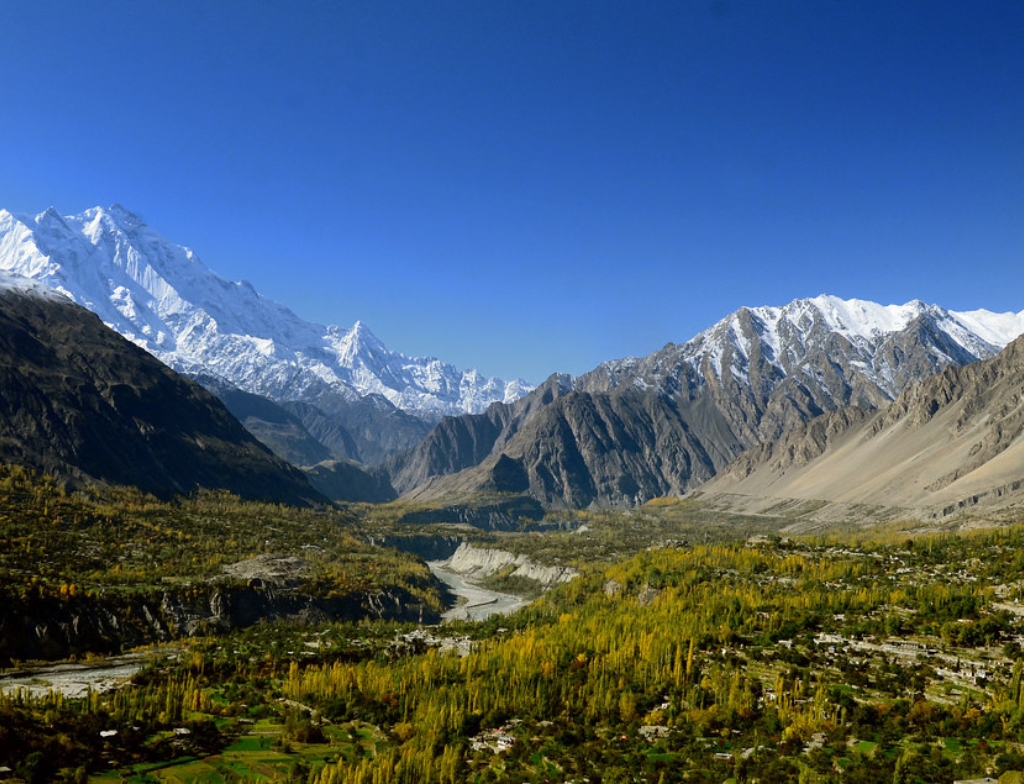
2, 1, 1022, 382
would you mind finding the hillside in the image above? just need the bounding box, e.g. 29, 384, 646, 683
699, 333, 1024, 526
0, 273, 322, 504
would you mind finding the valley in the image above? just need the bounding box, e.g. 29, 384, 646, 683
428, 560, 528, 622
6, 484, 1024, 782
3, 208, 1024, 781
4, 208, 1024, 513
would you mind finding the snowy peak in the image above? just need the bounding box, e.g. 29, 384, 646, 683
2, 205, 318, 364
0, 205, 533, 419
787, 294, 931, 339
588, 294, 1024, 412
435, 294, 1024, 510
775, 294, 1024, 352
678, 295, 1024, 392
335, 320, 391, 366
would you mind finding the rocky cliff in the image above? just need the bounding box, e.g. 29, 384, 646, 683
0, 576, 435, 665
441, 542, 579, 589
699, 334, 1024, 524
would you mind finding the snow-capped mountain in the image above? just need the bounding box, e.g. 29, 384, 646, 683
684, 296, 1021, 383
0, 205, 532, 419
700, 330, 1024, 525
386, 295, 1024, 509
586, 294, 1024, 403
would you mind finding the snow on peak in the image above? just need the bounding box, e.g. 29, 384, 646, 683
599, 294, 1024, 401
802, 294, 927, 338
736, 295, 935, 346
0, 205, 534, 418
344, 320, 387, 351
950, 308, 1024, 347
0, 268, 71, 302
703, 295, 1023, 360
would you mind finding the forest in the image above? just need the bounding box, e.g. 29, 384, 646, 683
3, 467, 1024, 782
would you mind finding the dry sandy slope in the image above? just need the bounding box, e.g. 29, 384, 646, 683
697, 335, 1024, 527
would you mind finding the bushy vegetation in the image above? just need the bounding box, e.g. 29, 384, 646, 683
0, 465, 444, 612
0, 621, 423, 782
284, 530, 1024, 782
6, 468, 1024, 781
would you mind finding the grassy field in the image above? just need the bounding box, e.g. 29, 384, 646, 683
87, 719, 390, 783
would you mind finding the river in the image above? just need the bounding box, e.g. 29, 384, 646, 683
428, 561, 528, 622
0, 567, 524, 696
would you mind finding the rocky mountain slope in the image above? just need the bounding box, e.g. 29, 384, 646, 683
0, 272, 321, 504
0, 205, 531, 464
387, 296, 1024, 509
697, 333, 1024, 525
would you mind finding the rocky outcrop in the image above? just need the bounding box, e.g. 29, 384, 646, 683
383, 400, 518, 494
0, 580, 435, 665
442, 542, 578, 588
383, 375, 573, 495
716, 406, 873, 479
700, 334, 1024, 523
401, 386, 745, 509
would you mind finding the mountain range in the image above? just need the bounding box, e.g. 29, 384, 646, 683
383, 296, 1024, 508
3, 204, 1024, 516
0, 205, 531, 466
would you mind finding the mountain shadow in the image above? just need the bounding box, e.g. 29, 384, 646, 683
0, 284, 324, 505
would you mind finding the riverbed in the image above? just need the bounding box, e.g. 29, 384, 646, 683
0, 649, 177, 699
0, 568, 525, 697
428, 560, 528, 621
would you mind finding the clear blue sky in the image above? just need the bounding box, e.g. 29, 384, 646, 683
2, 1, 1022, 382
